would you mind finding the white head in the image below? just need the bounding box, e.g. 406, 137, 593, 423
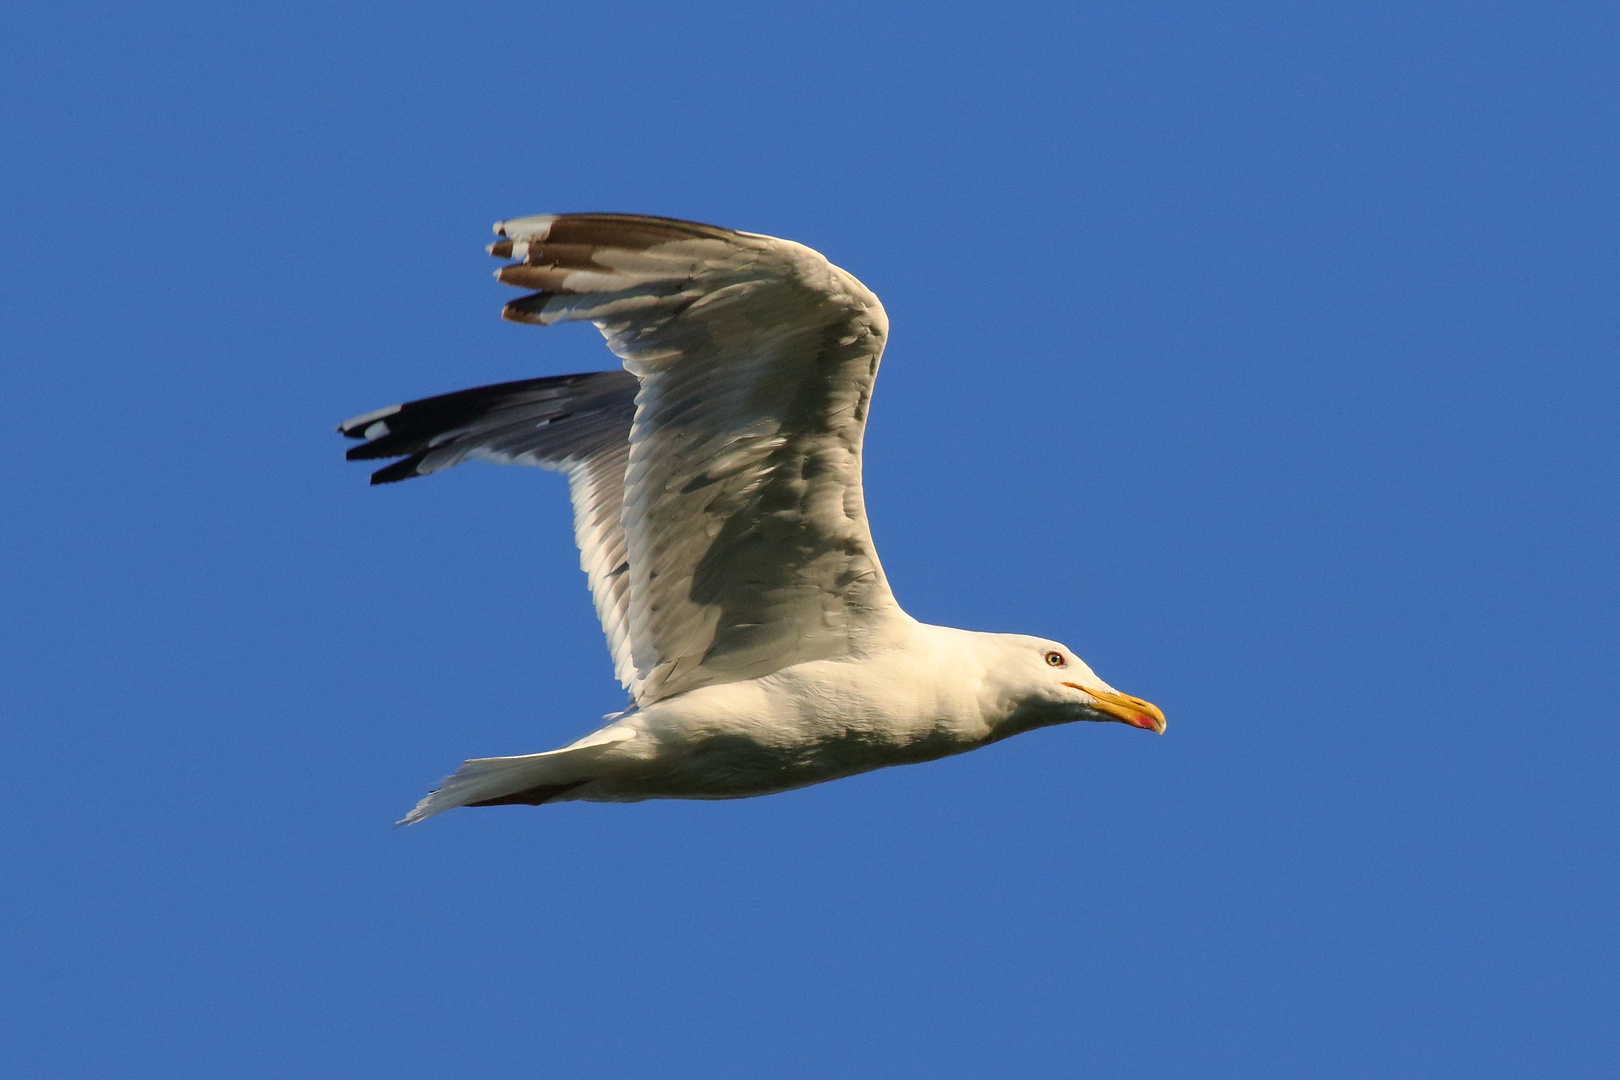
978, 633, 1166, 738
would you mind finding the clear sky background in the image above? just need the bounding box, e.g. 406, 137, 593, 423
3, 2, 1616, 1077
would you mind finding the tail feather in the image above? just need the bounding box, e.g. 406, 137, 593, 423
398, 724, 636, 825
467, 779, 590, 807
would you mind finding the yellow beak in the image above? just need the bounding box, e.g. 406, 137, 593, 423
1065, 684, 1166, 734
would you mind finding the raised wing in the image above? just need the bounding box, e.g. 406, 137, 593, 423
339, 370, 641, 691
490, 213, 902, 702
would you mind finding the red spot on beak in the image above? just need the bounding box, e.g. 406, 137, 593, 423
1063, 683, 1167, 734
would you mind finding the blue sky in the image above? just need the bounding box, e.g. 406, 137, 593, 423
3, 2, 1616, 1076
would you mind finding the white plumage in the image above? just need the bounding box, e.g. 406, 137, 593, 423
339, 214, 1164, 824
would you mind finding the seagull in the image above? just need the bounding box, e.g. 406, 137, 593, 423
340, 213, 1165, 824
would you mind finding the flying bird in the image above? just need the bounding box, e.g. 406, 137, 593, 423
340, 214, 1165, 824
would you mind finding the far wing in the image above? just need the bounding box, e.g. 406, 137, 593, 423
339, 370, 640, 692
489, 213, 903, 703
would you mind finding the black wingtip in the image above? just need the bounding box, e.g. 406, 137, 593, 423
501, 291, 558, 324
368, 456, 427, 484
339, 369, 638, 487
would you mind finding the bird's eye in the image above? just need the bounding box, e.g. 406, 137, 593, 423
1045, 651, 1066, 667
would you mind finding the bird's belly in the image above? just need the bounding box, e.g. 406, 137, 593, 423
565, 656, 993, 802
579, 714, 982, 802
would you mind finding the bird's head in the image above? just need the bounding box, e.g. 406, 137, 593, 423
981, 634, 1166, 737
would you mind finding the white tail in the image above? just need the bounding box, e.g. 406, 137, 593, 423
399, 724, 637, 825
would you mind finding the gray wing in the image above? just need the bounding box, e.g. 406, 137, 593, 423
339, 370, 641, 692
489, 213, 903, 703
